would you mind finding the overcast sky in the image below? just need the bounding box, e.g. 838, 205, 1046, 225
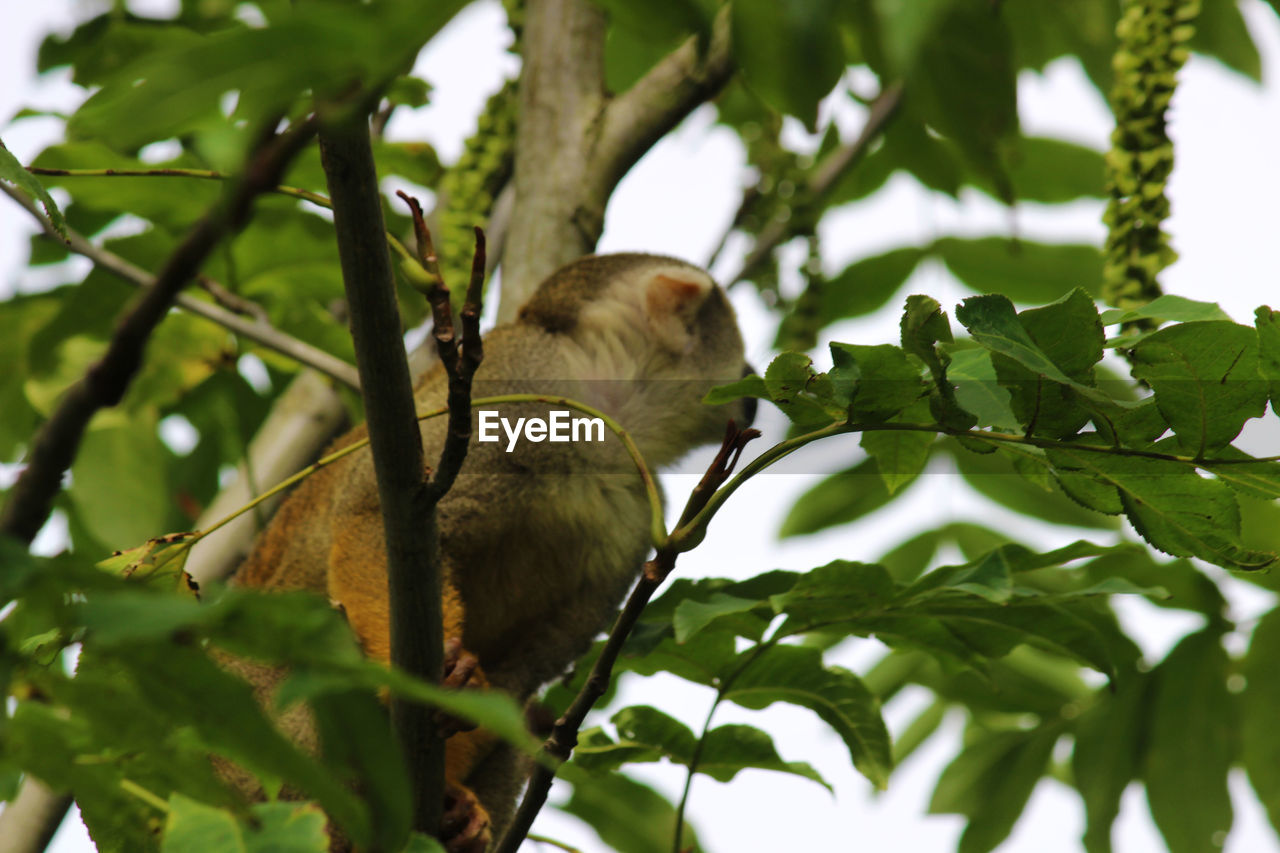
3, 2, 1280, 852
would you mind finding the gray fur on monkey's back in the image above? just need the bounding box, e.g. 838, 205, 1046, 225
227, 254, 750, 841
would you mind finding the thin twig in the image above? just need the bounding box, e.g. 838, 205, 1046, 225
0, 182, 360, 390
395, 191, 488, 500
724, 82, 905, 288
493, 423, 759, 853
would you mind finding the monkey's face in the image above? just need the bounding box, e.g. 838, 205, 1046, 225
517, 253, 750, 470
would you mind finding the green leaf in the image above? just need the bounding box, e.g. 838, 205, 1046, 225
0, 138, 66, 236
0, 292, 61, 461
820, 248, 926, 322
937, 237, 1103, 302
580, 706, 831, 791
779, 457, 902, 538
988, 289, 1104, 439
697, 724, 831, 789
769, 560, 899, 625
703, 372, 767, 407
163, 795, 330, 852
1243, 608, 1280, 837
1100, 294, 1232, 326
929, 726, 1058, 853
872, 0, 953, 73
1144, 630, 1235, 853
1190, 0, 1261, 81
1003, 136, 1107, 203
900, 294, 975, 430
945, 346, 1019, 429
722, 644, 892, 788
591, 0, 710, 44
673, 593, 768, 643
829, 342, 926, 419
763, 352, 840, 427
862, 428, 934, 495
957, 293, 1093, 388
731, 0, 846, 129
1047, 445, 1275, 569
559, 771, 699, 853
68, 411, 177, 551
950, 442, 1118, 530
1073, 674, 1151, 853
1253, 306, 1280, 409
908, 1, 1017, 195
1129, 321, 1268, 456
100, 643, 371, 846
69, 2, 470, 150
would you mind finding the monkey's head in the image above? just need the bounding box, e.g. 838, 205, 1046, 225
519, 253, 753, 467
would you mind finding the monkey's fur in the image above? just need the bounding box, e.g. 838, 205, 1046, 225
223, 254, 750, 849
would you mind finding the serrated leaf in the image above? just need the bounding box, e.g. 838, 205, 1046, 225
1256, 306, 1280, 408
722, 644, 892, 788
950, 441, 1118, 529
945, 346, 1019, 429
763, 352, 840, 426
862, 428, 934, 494
1047, 445, 1275, 569
697, 724, 831, 790
770, 560, 899, 624
901, 294, 975, 430
987, 288, 1103, 439
1129, 321, 1267, 456
1144, 630, 1235, 853
829, 342, 926, 419
1100, 294, 1233, 326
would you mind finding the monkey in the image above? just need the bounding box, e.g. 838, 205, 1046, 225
220, 253, 752, 850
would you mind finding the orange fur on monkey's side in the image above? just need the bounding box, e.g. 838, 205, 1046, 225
224, 254, 751, 850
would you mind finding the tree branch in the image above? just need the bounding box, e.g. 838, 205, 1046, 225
595, 4, 735, 196
0, 779, 72, 853
0, 182, 361, 391
493, 424, 759, 853
318, 118, 445, 838
0, 118, 317, 545
726, 81, 904, 287
499, 0, 608, 318
500, 0, 735, 320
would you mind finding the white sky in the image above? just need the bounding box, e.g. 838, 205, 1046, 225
3, 2, 1280, 852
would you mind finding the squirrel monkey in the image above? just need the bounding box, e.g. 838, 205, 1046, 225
222, 254, 752, 850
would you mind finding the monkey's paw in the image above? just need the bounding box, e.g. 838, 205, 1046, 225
442, 782, 491, 853
436, 638, 482, 737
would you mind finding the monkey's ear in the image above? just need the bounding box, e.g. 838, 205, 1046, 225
644, 269, 714, 352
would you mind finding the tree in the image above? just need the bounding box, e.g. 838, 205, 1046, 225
2, 0, 1280, 852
